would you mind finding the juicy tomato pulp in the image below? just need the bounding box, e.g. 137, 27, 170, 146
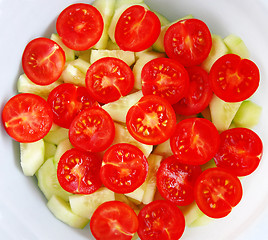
170, 118, 220, 165
141, 57, 189, 105
173, 66, 213, 115
157, 155, 202, 206
90, 201, 139, 240
22, 38, 65, 85
57, 148, 102, 194
115, 5, 161, 52
2, 93, 53, 143
69, 107, 115, 152
209, 54, 260, 102
194, 167, 243, 218
100, 143, 148, 194
214, 128, 263, 176
137, 200, 185, 240
47, 83, 98, 128
86, 57, 134, 104
56, 3, 104, 51
164, 19, 212, 67
126, 95, 176, 145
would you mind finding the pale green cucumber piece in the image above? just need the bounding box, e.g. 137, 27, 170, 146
189, 213, 212, 227
114, 193, 139, 211
200, 159, 216, 171
43, 127, 69, 145
54, 138, 73, 167
125, 182, 146, 204
69, 187, 115, 219
224, 34, 250, 59
209, 94, 242, 132
115, 0, 144, 9
75, 49, 91, 62
69, 58, 90, 75
44, 142, 57, 159
61, 63, 86, 87
106, 39, 121, 50
20, 139, 45, 176
90, 49, 135, 66
47, 195, 89, 229
201, 34, 229, 72
181, 201, 206, 227
233, 100, 262, 128
50, 33, 75, 62
153, 139, 173, 159
153, 11, 170, 26
36, 157, 72, 201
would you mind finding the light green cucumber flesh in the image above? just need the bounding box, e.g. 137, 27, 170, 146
44, 142, 57, 159
54, 138, 73, 167
224, 34, 250, 59
43, 126, 69, 145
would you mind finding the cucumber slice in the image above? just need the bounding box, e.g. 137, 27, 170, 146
153, 11, 170, 26
181, 201, 205, 227
114, 193, 139, 210
20, 139, 45, 176
153, 139, 173, 159
125, 182, 146, 204
44, 142, 57, 159
224, 34, 250, 59
106, 39, 121, 50
43, 126, 69, 145
61, 63, 87, 87
47, 195, 89, 229
69, 58, 90, 75
54, 138, 73, 167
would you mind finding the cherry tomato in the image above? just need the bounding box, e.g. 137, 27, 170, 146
86, 57, 134, 104
164, 19, 212, 67
115, 5, 161, 52
56, 3, 104, 51
173, 66, 213, 115
156, 155, 202, 206
141, 58, 189, 105
2, 93, 53, 143
100, 143, 148, 194
57, 148, 102, 194
170, 118, 220, 165
137, 200, 185, 240
22, 38, 65, 85
90, 201, 139, 240
69, 106, 115, 152
214, 128, 263, 176
209, 54, 260, 102
194, 167, 243, 218
47, 83, 98, 129
126, 95, 176, 145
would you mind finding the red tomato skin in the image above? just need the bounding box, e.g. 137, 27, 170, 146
2, 93, 53, 143
115, 5, 161, 52
22, 38, 65, 86
214, 128, 263, 176
164, 19, 212, 67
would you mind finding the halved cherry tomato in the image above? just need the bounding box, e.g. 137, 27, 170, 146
100, 143, 148, 194
214, 128, 263, 176
141, 57, 189, 105
126, 95, 176, 145
90, 201, 139, 240
56, 3, 104, 51
2, 93, 53, 143
86, 57, 134, 104
209, 54, 260, 102
69, 106, 115, 152
156, 155, 202, 206
22, 38, 65, 85
47, 83, 99, 128
170, 118, 220, 165
173, 66, 213, 115
137, 200, 185, 240
115, 5, 161, 52
194, 167, 243, 218
164, 19, 212, 67
57, 148, 102, 194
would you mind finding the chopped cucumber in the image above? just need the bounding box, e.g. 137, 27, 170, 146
47, 195, 89, 229
189, 213, 212, 227
114, 193, 140, 211
75, 49, 91, 62
54, 138, 73, 167
153, 11, 170, 26
44, 142, 57, 159
106, 39, 120, 50
125, 182, 146, 204
43, 126, 69, 145
68, 58, 90, 75
181, 201, 205, 227
61, 63, 87, 87
153, 139, 173, 159
224, 34, 250, 59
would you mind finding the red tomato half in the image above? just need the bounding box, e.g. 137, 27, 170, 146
170, 118, 220, 165
69, 106, 115, 152
194, 167, 243, 218
137, 200, 185, 240
209, 54, 260, 102
90, 201, 139, 240
47, 83, 98, 128
214, 128, 263, 176
126, 95, 176, 145
22, 38, 65, 85
157, 155, 202, 206
115, 5, 161, 52
173, 66, 213, 115
2, 93, 53, 143
57, 148, 102, 194
141, 58, 189, 105
100, 143, 148, 194
164, 19, 212, 67
56, 3, 104, 51
86, 57, 134, 103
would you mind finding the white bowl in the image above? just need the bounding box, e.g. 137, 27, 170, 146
1, 0, 268, 239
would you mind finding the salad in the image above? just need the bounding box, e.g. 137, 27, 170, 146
1, 0, 264, 239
